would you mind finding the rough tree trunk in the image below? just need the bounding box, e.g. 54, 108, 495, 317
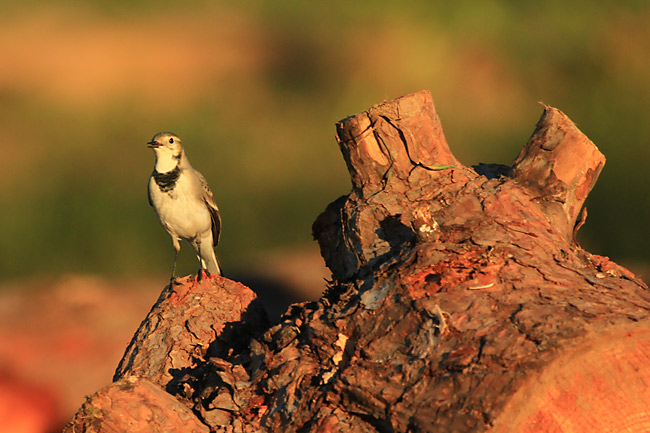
64, 91, 650, 433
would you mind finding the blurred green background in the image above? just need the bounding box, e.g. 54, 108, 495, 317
2, 0, 649, 282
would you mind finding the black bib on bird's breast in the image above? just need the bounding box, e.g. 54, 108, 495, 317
153, 165, 181, 192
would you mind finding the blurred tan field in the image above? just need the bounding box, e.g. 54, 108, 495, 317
0, 9, 269, 109
1, 1, 650, 431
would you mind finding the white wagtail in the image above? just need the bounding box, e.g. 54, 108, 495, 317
147, 132, 222, 281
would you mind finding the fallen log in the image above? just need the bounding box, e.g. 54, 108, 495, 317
64, 91, 650, 433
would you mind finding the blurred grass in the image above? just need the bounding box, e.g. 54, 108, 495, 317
1, 1, 650, 280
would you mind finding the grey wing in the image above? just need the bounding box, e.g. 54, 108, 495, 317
194, 170, 221, 246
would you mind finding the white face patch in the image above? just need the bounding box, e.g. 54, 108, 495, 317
154, 145, 181, 172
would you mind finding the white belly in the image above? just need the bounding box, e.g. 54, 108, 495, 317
150, 174, 211, 241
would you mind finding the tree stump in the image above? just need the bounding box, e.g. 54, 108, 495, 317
64, 91, 650, 433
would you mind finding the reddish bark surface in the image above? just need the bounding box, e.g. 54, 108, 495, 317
64, 91, 650, 433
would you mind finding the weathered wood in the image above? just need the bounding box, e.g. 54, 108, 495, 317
64, 376, 210, 433
63, 275, 269, 433
512, 105, 605, 242
65, 90, 650, 433
113, 275, 268, 389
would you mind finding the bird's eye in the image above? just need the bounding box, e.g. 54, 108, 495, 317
169, 138, 174, 144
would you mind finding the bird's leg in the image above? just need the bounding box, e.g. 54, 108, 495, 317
170, 250, 178, 284
170, 238, 181, 285
195, 238, 206, 282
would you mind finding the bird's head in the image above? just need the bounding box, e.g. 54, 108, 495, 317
148, 132, 182, 151
148, 132, 183, 163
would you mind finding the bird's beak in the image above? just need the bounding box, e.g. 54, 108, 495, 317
147, 140, 160, 148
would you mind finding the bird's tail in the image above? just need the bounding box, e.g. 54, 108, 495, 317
207, 252, 222, 276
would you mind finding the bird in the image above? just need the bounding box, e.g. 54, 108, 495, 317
147, 132, 222, 281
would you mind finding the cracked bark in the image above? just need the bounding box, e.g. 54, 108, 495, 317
64, 91, 650, 433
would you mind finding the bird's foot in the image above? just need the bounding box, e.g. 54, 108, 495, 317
195, 269, 211, 282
